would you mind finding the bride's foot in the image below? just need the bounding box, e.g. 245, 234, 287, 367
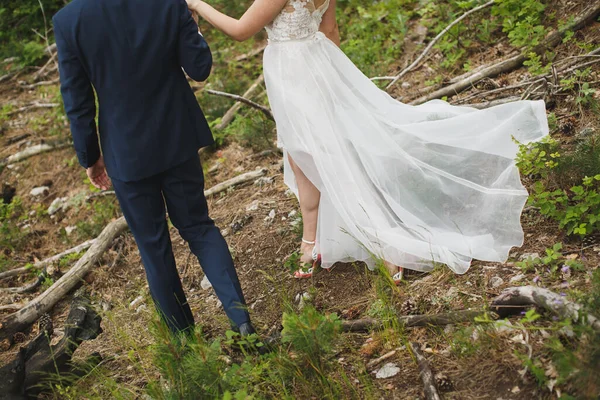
294, 239, 321, 279
384, 261, 403, 285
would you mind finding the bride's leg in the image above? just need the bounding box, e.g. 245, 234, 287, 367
288, 154, 321, 264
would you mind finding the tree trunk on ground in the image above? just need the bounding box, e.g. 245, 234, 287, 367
0, 218, 128, 342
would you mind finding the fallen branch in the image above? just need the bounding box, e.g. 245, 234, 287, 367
0, 271, 47, 295
0, 142, 70, 168
341, 310, 488, 332
235, 44, 267, 62
5, 133, 31, 146
366, 349, 398, 370
215, 75, 265, 130
409, 342, 441, 400
7, 102, 59, 116
32, 52, 58, 81
491, 286, 600, 331
0, 303, 24, 313
0, 218, 128, 342
464, 96, 522, 109
205, 168, 268, 198
0, 240, 95, 281
387, 0, 495, 89
410, 3, 600, 104
20, 77, 60, 90
206, 89, 274, 121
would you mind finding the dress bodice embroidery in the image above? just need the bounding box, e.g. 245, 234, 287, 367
266, 0, 330, 42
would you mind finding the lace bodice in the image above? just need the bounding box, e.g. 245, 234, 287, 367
266, 0, 330, 42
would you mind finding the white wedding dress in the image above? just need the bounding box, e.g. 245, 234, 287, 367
263, 0, 549, 274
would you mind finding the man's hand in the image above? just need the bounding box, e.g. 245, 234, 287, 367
87, 156, 111, 191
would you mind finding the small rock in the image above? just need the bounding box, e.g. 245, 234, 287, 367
65, 226, 77, 236
510, 274, 526, 283
246, 200, 260, 212
136, 304, 148, 314
519, 252, 540, 261
401, 82, 411, 89
30, 186, 49, 197
129, 296, 144, 309
375, 363, 400, 379
264, 209, 276, 223
254, 176, 274, 187
489, 276, 504, 288
200, 275, 213, 290
288, 210, 298, 218
48, 197, 69, 215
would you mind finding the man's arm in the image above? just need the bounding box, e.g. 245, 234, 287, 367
54, 19, 100, 168
177, 0, 213, 82
54, 19, 110, 190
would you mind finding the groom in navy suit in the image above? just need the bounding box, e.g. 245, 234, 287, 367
53, 0, 256, 336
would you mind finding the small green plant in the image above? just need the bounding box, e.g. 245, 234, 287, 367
0, 197, 25, 250
523, 52, 550, 76
281, 305, 341, 373
515, 137, 560, 178
515, 243, 584, 275
530, 175, 600, 237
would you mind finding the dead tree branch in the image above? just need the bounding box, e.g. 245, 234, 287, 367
205, 168, 268, 198
0, 218, 128, 342
206, 89, 274, 121
387, 0, 495, 89
6, 102, 59, 117
0, 271, 47, 295
341, 310, 488, 332
491, 286, 600, 331
409, 342, 442, 400
0, 240, 95, 281
215, 75, 265, 130
0, 142, 70, 168
410, 3, 600, 104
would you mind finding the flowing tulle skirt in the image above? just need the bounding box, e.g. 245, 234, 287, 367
263, 32, 549, 274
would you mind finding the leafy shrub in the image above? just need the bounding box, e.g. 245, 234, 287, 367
529, 175, 600, 237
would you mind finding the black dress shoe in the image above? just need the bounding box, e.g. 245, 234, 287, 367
237, 322, 257, 336
232, 322, 273, 354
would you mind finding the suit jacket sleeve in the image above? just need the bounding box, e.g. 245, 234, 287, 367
54, 18, 100, 169
177, 0, 213, 82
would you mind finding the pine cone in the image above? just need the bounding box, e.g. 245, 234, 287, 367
38, 313, 53, 335
435, 372, 453, 392
476, 78, 498, 91
13, 332, 27, 344
583, 234, 600, 248
400, 298, 417, 315
559, 117, 577, 135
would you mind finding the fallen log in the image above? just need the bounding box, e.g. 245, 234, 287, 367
0, 218, 128, 342
6, 102, 59, 117
204, 168, 268, 198
386, 0, 495, 89
0, 142, 70, 168
215, 75, 265, 130
0, 240, 95, 281
341, 310, 488, 332
0, 289, 102, 399
206, 89, 274, 121
410, 2, 600, 104
491, 286, 600, 331
409, 342, 441, 400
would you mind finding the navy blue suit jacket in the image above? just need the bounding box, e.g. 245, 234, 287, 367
53, 0, 214, 182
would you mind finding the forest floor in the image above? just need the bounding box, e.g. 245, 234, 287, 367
1, 1, 599, 399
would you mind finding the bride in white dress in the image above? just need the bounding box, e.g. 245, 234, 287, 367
187, 0, 549, 281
